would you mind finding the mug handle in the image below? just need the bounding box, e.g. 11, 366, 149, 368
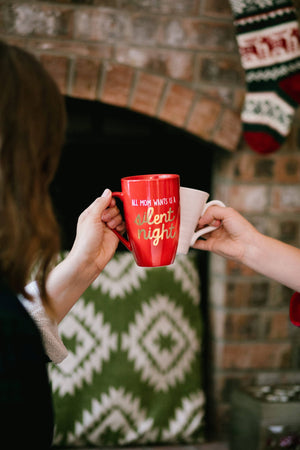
190, 200, 226, 246
111, 192, 132, 252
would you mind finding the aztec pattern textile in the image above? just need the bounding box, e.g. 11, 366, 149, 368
228, 0, 300, 154
49, 252, 205, 447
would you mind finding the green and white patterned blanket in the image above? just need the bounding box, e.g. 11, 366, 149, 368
49, 251, 205, 447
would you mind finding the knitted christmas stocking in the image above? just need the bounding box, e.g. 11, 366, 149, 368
229, 0, 300, 154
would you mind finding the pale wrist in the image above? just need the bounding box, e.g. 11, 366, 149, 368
240, 229, 265, 270
66, 248, 100, 286
46, 251, 102, 323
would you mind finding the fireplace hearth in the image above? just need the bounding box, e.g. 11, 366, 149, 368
50, 95, 214, 436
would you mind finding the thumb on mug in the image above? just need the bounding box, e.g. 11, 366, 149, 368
97, 188, 113, 215
78, 189, 112, 224
101, 188, 112, 200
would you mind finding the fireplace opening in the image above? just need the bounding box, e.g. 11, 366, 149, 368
51, 96, 214, 251
50, 95, 215, 437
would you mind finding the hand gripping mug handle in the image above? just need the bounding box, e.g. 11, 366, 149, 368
111, 192, 132, 252
190, 200, 225, 246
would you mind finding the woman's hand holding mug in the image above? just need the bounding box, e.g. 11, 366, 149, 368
177, 186, 225, 254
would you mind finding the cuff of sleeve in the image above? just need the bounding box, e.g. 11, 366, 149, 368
290, 292, 300, 327
19, 281, 68, 364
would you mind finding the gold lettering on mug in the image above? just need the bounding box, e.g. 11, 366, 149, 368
138, 223, 176, 246
135, 207, 177, 246
135, 207, 176, 226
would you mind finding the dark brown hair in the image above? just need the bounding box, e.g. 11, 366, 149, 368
0, 41, 66, 306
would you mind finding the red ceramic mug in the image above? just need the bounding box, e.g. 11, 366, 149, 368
112, 174, 180, 267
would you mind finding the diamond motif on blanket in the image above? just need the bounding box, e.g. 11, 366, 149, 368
92, 252, 147, 299
122, 294, 200, 392
162, 391, 205, 441
167, 255, 201, 305
67, 387, 157, 446
50, 299, 117, 396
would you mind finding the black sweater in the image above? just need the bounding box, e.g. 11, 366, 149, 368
0, 279, 53, 449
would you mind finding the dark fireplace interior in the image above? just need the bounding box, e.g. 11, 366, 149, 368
51, 96, 214, 251
50, 96, 215, 435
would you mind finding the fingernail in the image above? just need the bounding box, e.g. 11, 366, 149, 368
101, 188, 111, 198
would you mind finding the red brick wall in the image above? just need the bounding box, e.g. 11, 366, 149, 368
211, 127, 300, 433
0, 0, 242, 152
2, 0, 300, 438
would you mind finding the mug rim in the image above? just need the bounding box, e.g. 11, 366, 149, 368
122, 174, 180, 182
180, 186, 209, 196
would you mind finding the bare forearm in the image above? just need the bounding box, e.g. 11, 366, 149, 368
44, 191, 123, 323
242, 232, 300, 292
46, 252, 99, 323
196, 205, 300, 291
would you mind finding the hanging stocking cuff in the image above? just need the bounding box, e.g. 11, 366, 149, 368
290, 292, 300, 326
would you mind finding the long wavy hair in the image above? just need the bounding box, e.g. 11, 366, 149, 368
0, 41, 66, 306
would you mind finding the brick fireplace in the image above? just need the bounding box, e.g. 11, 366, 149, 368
2, 0, 300, 439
